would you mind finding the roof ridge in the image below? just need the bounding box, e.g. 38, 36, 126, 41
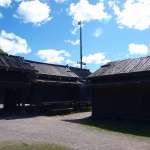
69, 66, 90, 71
0, 53, 23, 59
25, 60, 68, 68
89, 56, 150, 78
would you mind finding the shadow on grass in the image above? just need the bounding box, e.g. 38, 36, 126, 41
0, 141, 75, 150
62, 116, 150, 138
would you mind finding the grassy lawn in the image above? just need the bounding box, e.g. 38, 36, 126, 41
80, 117, 150, 138
0, 142, 75, 150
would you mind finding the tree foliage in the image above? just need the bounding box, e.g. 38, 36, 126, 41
0, 48, 7, 54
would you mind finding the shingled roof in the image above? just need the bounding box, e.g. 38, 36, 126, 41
69, 67, 91, 79
0, 54, 35, 72
26, 60, 79, 78
88, 56, 150, 78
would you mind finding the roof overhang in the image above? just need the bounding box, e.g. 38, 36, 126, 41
32, 79, 82, 85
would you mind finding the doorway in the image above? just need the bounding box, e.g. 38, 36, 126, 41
4, 89, 22, 112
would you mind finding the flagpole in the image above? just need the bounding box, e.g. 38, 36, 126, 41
78, 21, 82, 69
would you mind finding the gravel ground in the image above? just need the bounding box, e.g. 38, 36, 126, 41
0, 112, 150, 150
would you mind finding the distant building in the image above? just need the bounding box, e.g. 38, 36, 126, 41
87, 56, 150, 120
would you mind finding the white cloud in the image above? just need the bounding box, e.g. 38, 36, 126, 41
55, 0, 68, 3
0, 0, 11, 7
37, 49, 71, 64
66, 59, 75, 64
0, 30, 31, 55
71, 26, 80, 34
69, 0, 111, 25
65, 39, 80, 45
65, 59, 80, 67
103, 59, 111, 65
0, 13, 3, 18
93, 28, 103, 37
128, 43, 149, 55
14, 0, 52, 26
73, 63, 80, 67
15, 0, 23, 2
66, 52, 111, 67
83, 52, 108, 64
109, 0, 150, 30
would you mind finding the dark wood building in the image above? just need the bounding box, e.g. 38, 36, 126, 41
0, 54, 35, 112
69, 67, 91, 82
87, 56, 150, 120
26, 61, 82, 105
69, 67, 92, 103
0, 54, 91, 113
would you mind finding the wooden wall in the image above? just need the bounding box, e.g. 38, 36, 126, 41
0, 70, 31, 83
27, 83, 80, 104
0, 88, 4, 104
92, 84, 150, 119
0, 70, 32, 111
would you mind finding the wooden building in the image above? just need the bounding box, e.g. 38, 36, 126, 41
69, 67, 91, 82
0, 54, 35, 112
69, 67, 92, 103
87, 56, 150, 120
26, 61, 82, 105
0, 54, 91, 113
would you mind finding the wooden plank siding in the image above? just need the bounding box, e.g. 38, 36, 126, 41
92, 84, 150, 119
26, 60, 83, 105
88, 56, 150, 120
27, 83, 80, 104
0, 54, 36, 112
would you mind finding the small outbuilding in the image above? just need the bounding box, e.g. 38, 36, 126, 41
87, 56, 150, 120
0, 54, 35, 112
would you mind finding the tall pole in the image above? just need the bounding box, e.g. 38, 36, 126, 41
78, 21, 82, 69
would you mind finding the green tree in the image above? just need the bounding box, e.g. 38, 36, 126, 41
0, 48, 7, 54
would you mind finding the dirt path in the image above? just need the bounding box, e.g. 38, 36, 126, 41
0, 112, 150, 150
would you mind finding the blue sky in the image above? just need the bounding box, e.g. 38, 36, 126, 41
0, 0, 150, 72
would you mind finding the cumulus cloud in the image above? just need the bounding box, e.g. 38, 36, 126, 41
109, 0, 150, 30
128, 43, 149, 55
36, 49, 71, 64
65, 59, 81, 68
66, 52, 111, 67
14, 0, 52, 26
68, 0, 111, 25
65, 39, 80, 45
0, 13, 3, 19
55, 0, 68, 3
73, 63, 80, 68
66, 59, 75, 64
103, 59, 111, 65
15, 0, 23, 2
83, 52, 110, 64
0, 0, 11, 7
66, 52, 111, 68
0, 30, 31, 55
93, 28, 103, 37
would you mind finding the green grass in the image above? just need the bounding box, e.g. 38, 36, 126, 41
0, 142, 76, 150
80, 117, 150, 138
